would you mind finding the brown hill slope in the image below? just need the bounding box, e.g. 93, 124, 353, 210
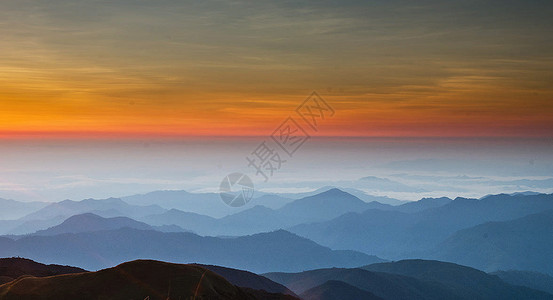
0, 257, 86, 284
0, 259, 298, 300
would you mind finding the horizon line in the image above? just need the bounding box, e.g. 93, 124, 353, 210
1, 130, 553, 140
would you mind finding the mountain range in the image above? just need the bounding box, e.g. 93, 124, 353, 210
430, 210, 553, 275
140, 188, 439, 236
121, 187, 405, 218
122, 190, 297, 218
1, 188, 552, 279
0, 228, 383, 273
0, 198, 168, 235
0, 188, 396, 236
290, 193, 553, 259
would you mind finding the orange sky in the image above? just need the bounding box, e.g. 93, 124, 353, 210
1, 1, 552, 139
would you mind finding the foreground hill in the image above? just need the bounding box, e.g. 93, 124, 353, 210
197, 264, 297, 297
264, 267, 461, 299
0, 229, 382, 273
430, 210, 553, 275
300, 280, 383, 300
491, 270, 553, 295
0, 257, 86, 284
0, 260, 299, 300
362, 259, 551, 299
265, 260, 553, 300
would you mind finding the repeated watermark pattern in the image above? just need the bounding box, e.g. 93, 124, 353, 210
219, 91, 335, 206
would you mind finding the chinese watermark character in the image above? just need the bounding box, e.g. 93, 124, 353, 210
296, 91, 335, 131
246, 141, 286, 182
271, 117, 310, 157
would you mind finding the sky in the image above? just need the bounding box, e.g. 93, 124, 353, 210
1, 1, 552, 203
1, 0, 552, 138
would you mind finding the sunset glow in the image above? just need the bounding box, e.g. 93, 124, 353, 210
2, 1, 552, 139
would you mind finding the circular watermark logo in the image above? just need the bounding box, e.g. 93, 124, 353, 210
219, 172, 254, 207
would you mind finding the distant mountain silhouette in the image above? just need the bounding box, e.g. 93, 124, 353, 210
33, 213, 183, 235
429, 210, 553, 276
0, 259, 299, 300
140, 188, 392, 236
139, 208, 217, 234
290, 209, 416, 258
410, 193, 553, 245
269, 186, 405, 206
252, 194, 296, 209
0, 257, 86, 284
339, 187, 406, 206
4, 188, 436, 237
122, 190, 295, 218
362, 259, 552, 299
4, 188, 413, 237
300, 280, 383, 300
291, 193, 553, 258
392, 197, 452, 213
213, 205, 285, 236
126, 187, 404, 219
0, 216, 66, 235
278, 188, 382, 223
491, 270, 553, 295
0, 198, 48, 220
21, 197, 166, 221
123, 190, 244, 217
0, 228, 383, 273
